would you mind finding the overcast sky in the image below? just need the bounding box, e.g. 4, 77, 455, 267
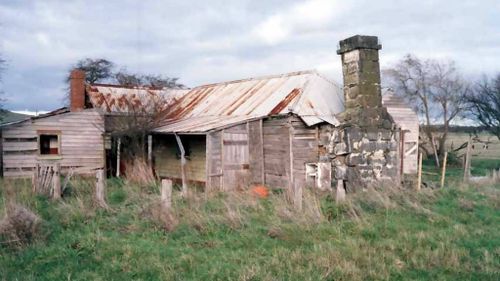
0, 0, 498, 111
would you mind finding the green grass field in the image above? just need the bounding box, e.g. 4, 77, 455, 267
1, 163, 499, 280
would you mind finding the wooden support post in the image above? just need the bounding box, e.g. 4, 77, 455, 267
417, 152, 423, 191
440, 151, 448, 189
96, 169, 108, 208
52, 163, 61, 199
259, 119, 265, 184
147, 134, 153, 168
463, 138, 472, 183
336, 180, 345, 202
161, 179, 173, 210
400, 130, 406, 176
288, 121, 294, 194
116, 138, 121, 178
174, 134, 187, 198
205, 133, 211, 194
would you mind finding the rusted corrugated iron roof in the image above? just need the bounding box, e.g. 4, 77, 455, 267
89, 70, 344, 133
87, 84, 189, 113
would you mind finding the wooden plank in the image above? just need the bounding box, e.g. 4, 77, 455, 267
116, 138, 121, 177
289, 119, 294, 192
52, 163, 61, 200
417, 152, 423, 191
206, 132, 212, 192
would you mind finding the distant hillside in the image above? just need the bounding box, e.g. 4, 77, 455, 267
0, 109, 30, 125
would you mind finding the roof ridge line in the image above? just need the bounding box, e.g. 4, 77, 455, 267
193, 69, 318, 89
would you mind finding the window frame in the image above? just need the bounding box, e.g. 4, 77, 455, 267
37, 130, 62, 158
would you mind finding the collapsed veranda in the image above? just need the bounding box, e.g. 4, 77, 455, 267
0, 35, 419, 192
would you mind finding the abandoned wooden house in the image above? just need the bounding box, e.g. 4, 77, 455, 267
0, 71, 186, 178
1, 35, 419, 192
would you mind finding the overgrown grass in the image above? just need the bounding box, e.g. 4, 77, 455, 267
422, 158, 500, 185
0, 177, 499, 280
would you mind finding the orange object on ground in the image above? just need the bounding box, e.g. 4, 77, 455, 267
251, 185, 269, 198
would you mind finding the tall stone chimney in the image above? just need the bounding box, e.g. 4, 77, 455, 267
69, 69, 86, 112
337, 35, 387, 127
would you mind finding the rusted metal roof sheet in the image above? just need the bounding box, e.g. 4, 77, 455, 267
153, 115, 263, 134
156, 70, 344, 133
89, 70, 344, 133
87, 84, 188, 113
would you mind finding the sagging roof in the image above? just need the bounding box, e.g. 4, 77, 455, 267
152, 70, 344, 133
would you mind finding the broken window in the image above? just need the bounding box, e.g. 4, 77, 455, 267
39, 134, 60, 155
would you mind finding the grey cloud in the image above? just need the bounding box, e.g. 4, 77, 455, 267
0, 0, 498, 111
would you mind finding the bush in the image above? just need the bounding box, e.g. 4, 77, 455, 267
0, 203, 42, 248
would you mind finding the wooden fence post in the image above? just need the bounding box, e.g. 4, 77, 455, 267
440, 151, 448, 189
32, 163, 40, 193
293, 181, 303, 210
147, 135, 153, 168
116, 138, 121, 178
96, 169, 108, 208
417, 152, 423, 191
463, 138, 472, 183
336, 179, 346, 202
161, 179, 173, 210
52, 163, 61, 200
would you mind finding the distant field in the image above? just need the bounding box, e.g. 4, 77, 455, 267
1, 174, 499, 280
445, 132, 500, 160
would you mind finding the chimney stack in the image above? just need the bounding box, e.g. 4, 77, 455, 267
69, 69, 86, 112
337, 35, 385, 127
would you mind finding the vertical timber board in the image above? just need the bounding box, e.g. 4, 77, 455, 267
260, 119, 265, 184
0, 131, 3, 177
221, 129, 225, 191
290, 116, 319, 189
222, 124, 250, 190
262, 117, 290, 189
288, 118, 294, 192
207, 131, 223, 191
248, 120, 264, 185
206, 132, 211, 191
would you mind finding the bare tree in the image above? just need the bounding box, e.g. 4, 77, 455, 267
429, 61, 470, 156
467, 74, 500, 140
68, 58, 114, 84
384, 54, 469, 161
114, 69, 185, 89
114, 69, 142, 87
0, 54, 6, 119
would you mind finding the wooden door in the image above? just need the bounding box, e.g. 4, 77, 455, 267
222, 125, 250, 190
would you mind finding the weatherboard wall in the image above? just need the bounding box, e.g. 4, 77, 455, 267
1, 110, 105, 178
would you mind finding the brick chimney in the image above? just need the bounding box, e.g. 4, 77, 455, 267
337, 35, 386, 127
69, 69, 86, 112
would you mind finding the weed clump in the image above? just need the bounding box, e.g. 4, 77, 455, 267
0, 203, 42, 248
